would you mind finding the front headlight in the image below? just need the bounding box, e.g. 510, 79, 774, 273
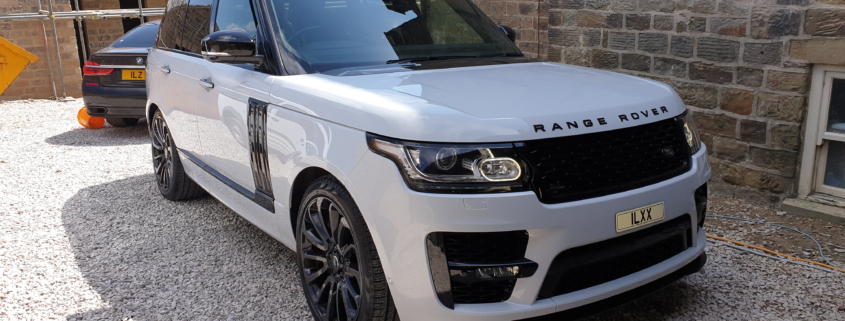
366, 133, 529, 193
681, 110, 702, 155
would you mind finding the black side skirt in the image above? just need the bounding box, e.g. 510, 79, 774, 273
179, 149, 275, 212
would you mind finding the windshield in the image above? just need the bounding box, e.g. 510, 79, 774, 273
111, 23, 160, 48
265, 0, 522, 74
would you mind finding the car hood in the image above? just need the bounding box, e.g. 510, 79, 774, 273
270, 62, 687, 143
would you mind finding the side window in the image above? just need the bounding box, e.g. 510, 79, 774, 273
214, 0, 258, 39
182, 0, 214, 54
155, 0, 189, 50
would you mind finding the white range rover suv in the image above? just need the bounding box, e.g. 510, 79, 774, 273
146, 0, 711, 319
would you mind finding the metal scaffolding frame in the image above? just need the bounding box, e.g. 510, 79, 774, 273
0, 0, 165, 98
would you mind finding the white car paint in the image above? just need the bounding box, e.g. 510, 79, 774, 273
147, 56, 711, 320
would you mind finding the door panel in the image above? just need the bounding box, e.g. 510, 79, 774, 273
150, 50, 202, 155
195, 60, 275, 227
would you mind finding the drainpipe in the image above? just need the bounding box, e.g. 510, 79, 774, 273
47, 0, 67, 98
72, 0, 87, 61
38, 0, 58, 99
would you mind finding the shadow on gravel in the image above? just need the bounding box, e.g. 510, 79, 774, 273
46, 121, 150, 147
584, 277, 702, 320
62, 174, 310, 320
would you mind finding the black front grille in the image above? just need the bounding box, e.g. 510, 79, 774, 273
443, 231, 529, 263
518, 117, 691, 204
537, 215, 692, 299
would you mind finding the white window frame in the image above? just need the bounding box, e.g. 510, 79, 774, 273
798, 65, 845, 199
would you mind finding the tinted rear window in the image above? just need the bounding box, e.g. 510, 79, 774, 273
111, 23, 160, 48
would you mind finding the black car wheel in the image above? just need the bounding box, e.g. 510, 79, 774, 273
150, 110, 205, 201
106, 117, 140, 127
297, 177, 399, 321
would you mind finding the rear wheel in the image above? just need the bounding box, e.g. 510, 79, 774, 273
106, 117, 140, 127
297, 177, 399, 321
150, 110, 205, 201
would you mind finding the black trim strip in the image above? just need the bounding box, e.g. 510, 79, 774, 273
248, 98, 274, 199
180, 148, 275, 213
426, 233, 455, 309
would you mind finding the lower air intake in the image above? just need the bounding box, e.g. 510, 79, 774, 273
537, 215, 692, 299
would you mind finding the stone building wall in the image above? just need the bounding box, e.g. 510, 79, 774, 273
476, 0, 845, 205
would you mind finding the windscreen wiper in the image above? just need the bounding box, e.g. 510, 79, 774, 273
386, 53, 525, 64
386, 55, 478, 64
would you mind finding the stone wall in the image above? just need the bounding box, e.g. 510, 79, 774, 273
476, 0, 845, 205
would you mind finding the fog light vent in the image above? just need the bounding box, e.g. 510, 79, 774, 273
694, 183, 708, 228
426, 231, 536, 309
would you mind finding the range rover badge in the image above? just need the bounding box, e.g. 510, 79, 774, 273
661, 147, 675, 158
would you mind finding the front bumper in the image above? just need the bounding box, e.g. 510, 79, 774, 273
346, 146, 711, 321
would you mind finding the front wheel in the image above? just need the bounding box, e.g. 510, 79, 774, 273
297, 177, 399, 321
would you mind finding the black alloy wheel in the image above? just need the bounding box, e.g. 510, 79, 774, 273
149, 110, 205, 201
297, 177, 399, 321
151, 113, 173, 192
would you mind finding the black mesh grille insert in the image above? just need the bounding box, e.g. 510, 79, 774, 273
517, 117, 691, 204
537, 215, 692, 299
443, 231, 529, 263
440, 231, 530, 304
451, 280, 517, 304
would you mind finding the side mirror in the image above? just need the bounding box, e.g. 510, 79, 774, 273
201, 30, 263, 65
498, 25, 516, 43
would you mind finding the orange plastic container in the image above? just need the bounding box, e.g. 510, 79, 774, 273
77, 106, 105, 129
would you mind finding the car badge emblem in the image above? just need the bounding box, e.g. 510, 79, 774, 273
136, 57, 144, 65
661, 146, 675, 158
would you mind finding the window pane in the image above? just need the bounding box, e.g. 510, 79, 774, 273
111, 23, 160, 48
828, 78, 845, 134
824, 140, 845, 189
214, 0, 257, 39
182, 0, 214, 54
156, 0, 189, 50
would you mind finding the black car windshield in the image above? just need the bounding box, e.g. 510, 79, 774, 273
111, 23, 160, 48
265, 0, 522, 74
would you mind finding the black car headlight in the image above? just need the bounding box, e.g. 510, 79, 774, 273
367, 133, 529, 193
681, 110, 702, 155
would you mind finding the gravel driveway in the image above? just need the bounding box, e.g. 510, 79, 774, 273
1, 99, 844, 320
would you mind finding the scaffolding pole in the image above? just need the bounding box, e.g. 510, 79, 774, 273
47, 0, 67, 98
0, 6, 165, 98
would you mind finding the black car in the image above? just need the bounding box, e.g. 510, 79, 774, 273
82, 21, 159, 127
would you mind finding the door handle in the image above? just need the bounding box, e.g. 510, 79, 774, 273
199, 79, 214, 89
161, 65, 170, 74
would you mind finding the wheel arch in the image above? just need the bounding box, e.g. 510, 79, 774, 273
289, 167, 333, 233
146, 102, 160, 127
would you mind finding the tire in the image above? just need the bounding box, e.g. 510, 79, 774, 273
150, 110, 205, 201
106, 117, 140, 127
297, 176, 400, 321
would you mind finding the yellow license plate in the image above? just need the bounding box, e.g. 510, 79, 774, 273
615, 202, 665, 232
122, 69, 145, 80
